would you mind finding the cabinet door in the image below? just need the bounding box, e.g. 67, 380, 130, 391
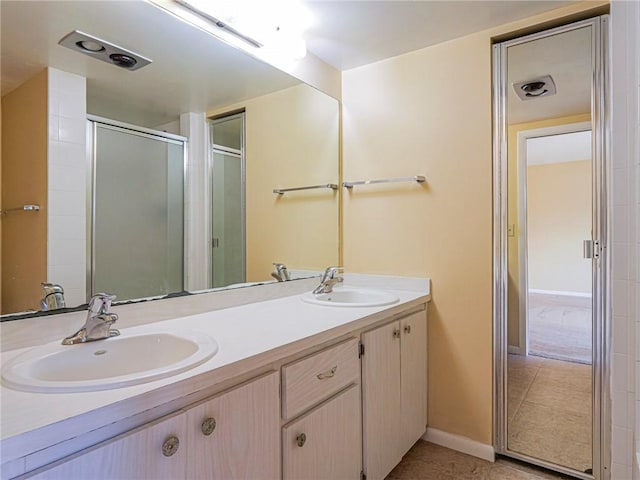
283, 384, 361, 480
362, 320, 402, 480
27, 411, 186, 480
400, 310, 428, 456
186, 371, 280, 480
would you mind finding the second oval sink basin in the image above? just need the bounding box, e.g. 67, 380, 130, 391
301, 287, 399, 308
2, 330, 218, 393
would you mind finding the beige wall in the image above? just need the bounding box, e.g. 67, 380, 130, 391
210, 83, 339, 281
527, 160, 592, 294
1, 69, 48, 313
507, 113, 590, 348
341, 2, 606, 444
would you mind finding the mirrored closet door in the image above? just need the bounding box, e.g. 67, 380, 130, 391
494, 15, 608, 479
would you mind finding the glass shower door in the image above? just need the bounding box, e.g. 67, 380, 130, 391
210, 114, 245, 288
91, 121, 185, 301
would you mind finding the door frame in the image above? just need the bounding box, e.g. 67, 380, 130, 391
515, 121, 592, 358
492, 16, 610, 479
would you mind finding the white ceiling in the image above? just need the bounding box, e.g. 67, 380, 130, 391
527, 130, 592, 166
303, 0, 576, 70
1, 1, 585, 127
507, 25, 592, 124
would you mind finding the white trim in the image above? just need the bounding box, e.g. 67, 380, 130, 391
528, 288, 592, 298
422, 428, 495, 462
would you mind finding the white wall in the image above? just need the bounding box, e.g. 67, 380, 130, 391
47, 68, 87, 307
611, 1, 639, 478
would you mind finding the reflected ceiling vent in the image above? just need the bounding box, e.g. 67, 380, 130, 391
512, 75, 556, 100
59, 31, 152, 71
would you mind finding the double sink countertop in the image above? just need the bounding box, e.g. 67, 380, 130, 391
0, 274, 430, 473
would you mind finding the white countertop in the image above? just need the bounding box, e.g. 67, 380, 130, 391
0, 275, 430, 471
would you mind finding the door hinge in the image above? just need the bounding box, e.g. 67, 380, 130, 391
583, 239, 601, 259
360, 471, 366, 480
212, 238, 220, 248
358, 341, 365, 358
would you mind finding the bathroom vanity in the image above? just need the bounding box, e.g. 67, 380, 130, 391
0, 275, 430, 480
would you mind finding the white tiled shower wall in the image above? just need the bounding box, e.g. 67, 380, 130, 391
611, 1, 640, 479
47, 68, 87, 307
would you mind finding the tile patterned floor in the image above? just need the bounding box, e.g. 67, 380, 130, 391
387, 441, 573, 479
507, 354, 592, 473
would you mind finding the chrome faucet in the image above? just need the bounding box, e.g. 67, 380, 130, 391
40, 282, 66, 311
312, 266, 344, 294
62, 293, 120, 345
271, 263, 291, 282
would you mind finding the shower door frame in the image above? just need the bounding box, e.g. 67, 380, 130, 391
86, 115, 189, 301
208, 112, 247, 289
492, 16, 610, 480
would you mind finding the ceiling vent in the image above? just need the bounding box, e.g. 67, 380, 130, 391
512, 75, 556, 100
59, 31, 152, 71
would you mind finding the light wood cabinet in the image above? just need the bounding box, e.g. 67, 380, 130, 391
283, 384, 362, 480
26, 372, 280, 480
185, 372, 280, 480
361, 309, 428, 480
26, 411, 187, 480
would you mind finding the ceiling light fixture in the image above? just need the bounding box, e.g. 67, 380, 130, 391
59, 31, 152, 71
175, 0, 311, 61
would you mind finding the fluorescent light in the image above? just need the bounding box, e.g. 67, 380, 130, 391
176, 0, 310, 59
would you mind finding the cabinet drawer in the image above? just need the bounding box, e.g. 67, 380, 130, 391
282, 338, 360, 420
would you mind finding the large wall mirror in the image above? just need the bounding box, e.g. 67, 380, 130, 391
0, 1, 339, 316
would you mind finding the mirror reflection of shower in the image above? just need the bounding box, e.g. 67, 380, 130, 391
89, 118, 186, 302
209, 113, 246, 288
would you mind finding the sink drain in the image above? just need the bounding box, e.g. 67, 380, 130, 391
94, 350, 107, 356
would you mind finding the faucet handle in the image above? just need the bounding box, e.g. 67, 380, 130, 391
273, 263, 291, 281
325, 266, 344, 278
89, 293, 117, 314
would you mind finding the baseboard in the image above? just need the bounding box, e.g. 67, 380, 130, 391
508, 345, 524, 355
422, 428, 495, 462
528, 289, 592, 298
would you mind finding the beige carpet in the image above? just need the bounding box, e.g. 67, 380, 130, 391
528, 293, 592, 365
507, 354, 592, 474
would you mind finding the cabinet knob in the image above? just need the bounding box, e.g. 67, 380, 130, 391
201, 417, 217, 436
296, 433, 307, 447
393, 328, 401, 339
404, 325, 411, 334
162, 435, 180, 457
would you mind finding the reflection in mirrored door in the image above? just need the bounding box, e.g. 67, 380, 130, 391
494, 16, 608, 479
90, 119, 186, 301
209, 113, 246, 288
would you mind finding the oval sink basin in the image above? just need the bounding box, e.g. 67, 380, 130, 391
2, 330, 218, 393
301, 287, 399, 308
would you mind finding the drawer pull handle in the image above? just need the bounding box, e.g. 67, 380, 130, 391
162, 435, 180, 457
393, 328, 401, 339
201, 417, 217, 436
404, 325, 411, 334
296, 433, 307, 447
316, 365, 338, 380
